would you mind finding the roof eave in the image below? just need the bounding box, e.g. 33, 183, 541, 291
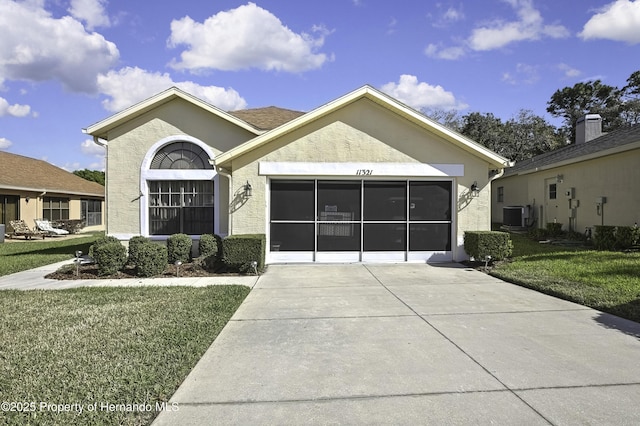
83, 87, 262, 139
216, 85, 512, 169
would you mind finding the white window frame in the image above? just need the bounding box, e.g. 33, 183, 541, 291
140, 135, 218, 239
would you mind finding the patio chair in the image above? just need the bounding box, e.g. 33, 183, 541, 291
9, 220, 46, 240
35, 219, 70, 237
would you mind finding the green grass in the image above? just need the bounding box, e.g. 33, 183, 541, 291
0, 286, 250, 425
492, 233, 640, 323
0, 234, 101, 276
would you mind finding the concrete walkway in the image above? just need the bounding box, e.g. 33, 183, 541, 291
152, 263, 640, 425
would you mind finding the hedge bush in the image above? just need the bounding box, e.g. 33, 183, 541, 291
464, 231, 513, 261
593, 225, 616, 251
222, 234, 265, 273
94, 242, 127, 276
127, 235, 151, 266
167, 233, 192, 264
88, 235, 121, 258
197, 234, 222, 270
135, 242, 168, 277
545, 222, 563, 238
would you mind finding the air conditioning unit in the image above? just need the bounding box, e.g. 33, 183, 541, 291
503, 206, 525, 227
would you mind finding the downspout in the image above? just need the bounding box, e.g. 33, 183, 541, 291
214, 164, 233, 236
92, 136, 108, 234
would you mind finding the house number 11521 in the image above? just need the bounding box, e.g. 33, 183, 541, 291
356, 169, 373, 175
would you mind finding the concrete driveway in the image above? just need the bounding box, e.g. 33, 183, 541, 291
153, 263, 640, 425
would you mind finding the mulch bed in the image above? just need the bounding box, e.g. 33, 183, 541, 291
46, 262, 239, 280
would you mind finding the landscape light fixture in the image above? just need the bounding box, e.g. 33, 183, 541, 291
174, 260, 182, 277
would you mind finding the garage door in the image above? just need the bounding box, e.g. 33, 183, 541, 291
269, 179, 452, 262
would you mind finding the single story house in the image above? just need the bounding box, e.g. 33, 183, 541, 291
492, 115, 640, 233
84, 85, 511, 263
0, 151, 105, 234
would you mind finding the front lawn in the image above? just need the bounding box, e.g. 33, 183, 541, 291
0, 286, 250, 425
492, 233, 640, 323
0, 234, 100, 277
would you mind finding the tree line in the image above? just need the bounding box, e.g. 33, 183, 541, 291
426, 69, 640, 162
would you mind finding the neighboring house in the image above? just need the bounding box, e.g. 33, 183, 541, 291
0, 151, 105, 234
84, 85, 511, 263
492, 115, 640, 234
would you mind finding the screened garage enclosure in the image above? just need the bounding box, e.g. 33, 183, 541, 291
270, 179, 452, 262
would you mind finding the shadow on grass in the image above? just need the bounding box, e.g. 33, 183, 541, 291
594, 299, 640, 339
2, 240, 95, 257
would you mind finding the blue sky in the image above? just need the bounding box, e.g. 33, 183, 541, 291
1, 0, 639, 171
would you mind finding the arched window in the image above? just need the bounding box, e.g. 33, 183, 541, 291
150, 142, 213, 170
141, 138, 217, 237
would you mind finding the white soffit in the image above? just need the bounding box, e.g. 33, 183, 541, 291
259, 162, 464, 177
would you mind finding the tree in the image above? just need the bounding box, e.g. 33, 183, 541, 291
621, 70, 640, 126
423, 108, 464, 132
546, 80, 622, 142
459, 110, 563, 162
73, 169, 105, 186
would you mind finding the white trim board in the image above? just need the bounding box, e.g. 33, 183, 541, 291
259, 162, 464, 177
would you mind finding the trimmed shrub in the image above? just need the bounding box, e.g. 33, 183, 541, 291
593, 225, 616, 251
127, 235, 151, 266
88, 235, 120, 258
222, 234, 266, 273
464, 231, 513, 261
527, 227, 548, 241
197, 234, 222, 270
545, 222, 563, 238
198, 234, 221, 258
135, 242, 168, 277
167, 233, 192, 264
94, 242, 127, 276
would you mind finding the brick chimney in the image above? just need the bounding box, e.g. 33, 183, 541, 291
575, 114, 602, 144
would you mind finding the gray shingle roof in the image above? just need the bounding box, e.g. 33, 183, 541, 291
228, 106, 306, 131
0, 151, 104, 196
505, 124, 640, 176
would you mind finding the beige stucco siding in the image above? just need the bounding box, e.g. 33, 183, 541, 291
229, 98, 495, 257
493, 148, 640, 231
105, 98, 255, 237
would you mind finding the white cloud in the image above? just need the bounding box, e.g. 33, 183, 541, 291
579, 0, 640, 44
427, 0, 569, 59
380, 75, 468, 111
424, 43, 466, 60
68, 0, 111, 30
0, 0, 119, 93
557, 63, 582, 78
0, 137, 12, 150
430, 4, 465, 28
97, 66, 248, 112
79, 138, 106, 170
501, 63, 539, 85
468, 0, 569, 51
81, 138, 105, 156
0, 96, 31, 117
168, 2, 332, 73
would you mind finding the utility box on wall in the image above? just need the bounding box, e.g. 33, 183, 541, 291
565, 188, 575, 199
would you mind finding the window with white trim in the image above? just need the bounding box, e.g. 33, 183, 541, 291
145, 141, 215, 236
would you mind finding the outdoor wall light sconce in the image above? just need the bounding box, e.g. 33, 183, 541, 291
243, 181, 253, 197
556, 174, 564, 183
470, 181, 480, 197
25, 197, 30, 203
